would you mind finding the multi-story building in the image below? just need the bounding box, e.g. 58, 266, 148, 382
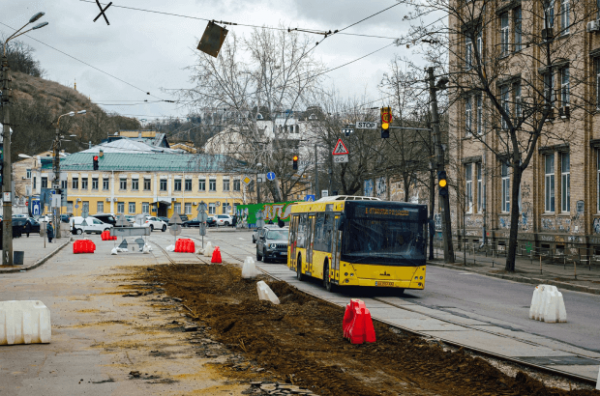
448, 0, 600, 254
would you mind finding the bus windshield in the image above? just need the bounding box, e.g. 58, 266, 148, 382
341, 217, 425, 265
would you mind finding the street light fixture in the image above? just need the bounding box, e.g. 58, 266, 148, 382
2, 12, 48, 266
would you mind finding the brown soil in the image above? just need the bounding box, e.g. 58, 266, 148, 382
141, 264, 598, 396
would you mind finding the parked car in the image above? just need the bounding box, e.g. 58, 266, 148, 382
143, 216, 168, 232
13, 217, 41, 234
94, 213, 117, 227
61, 214, 71, 223
252, 225, 279, 244
158, 216, 170, 224
125, 215, 137, 225
182, 219, 201, 228
168, 214, 189, 225
206, 216, 217, 227
214, 214, 233, 226
13, 214, 28, 219
256, 227, 289, 262
71, 216, 113, 235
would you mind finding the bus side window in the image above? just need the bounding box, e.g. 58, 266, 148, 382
324, 213, 333, 253
313, 213, 325, 252
297, 214, 307, 248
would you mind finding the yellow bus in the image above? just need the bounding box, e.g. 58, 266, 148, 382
287, 196, 428, 293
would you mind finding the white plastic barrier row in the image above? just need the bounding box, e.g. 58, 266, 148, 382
256, 281, 280, 304
0, 300, 51, 345
242, 257, 260, 279
203, 242, 213, 257
529, 285, 567, 323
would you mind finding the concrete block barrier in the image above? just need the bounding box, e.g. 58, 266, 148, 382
242, 257, 260, 279
529, 285, 567, 323
256, 281, 280, 304
0, 300, 51, 345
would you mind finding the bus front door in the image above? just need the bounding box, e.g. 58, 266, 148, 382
307, 215, 315, 275
331, 215, 341, 281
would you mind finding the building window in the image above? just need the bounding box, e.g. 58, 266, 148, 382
477, 163, 483, 213
501, 85, 509, 130
185, 179, 192, 191
560, 0, 569, 34
209, 203, 216, 214
142, 202, 150, 214
82, 201, 89, 214
223, 203, 231, 214
33, 177, 37, 189
465, 164, 473, 213
92, 178, 98, 190
97, 201, 104, 214
209, 178, 217, 191
174, 179, 182, 191
67, 201, 73, 213
61, 180, 67, 189
174, 202, 181, 213
476, 94, 483, 135
120, 178, 127, 190
544, 71, 554, 106
514, 7, 522, 51
199, 178, 206, 191
465, 96, 472, 136
561, 152, 570, 212
561, 67, 570, 106
184, 202, 192, 214
160, 179, 167, 191
103, 177, 109, 190
117, 202, 124, 213
41, 177, 48, 188
223, 179, 230, 192
514, 82, 522, 118
465, 36, 472, 69
545, 0, 555, 29
233, 179, 241, 191
72, 177, 78, 189
500, 12, 509, 56
476, 28, 483, 59
129, 202, 136, 213
132, 178, 139, 191
545, 154, 555, 212
26, 169, 31, 179
144, 178, 151, 190
81, 178, 88, 190
501, 163, 510, 213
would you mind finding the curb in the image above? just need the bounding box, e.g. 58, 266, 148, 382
427, 262, 600, 295
0, 238, 72, 274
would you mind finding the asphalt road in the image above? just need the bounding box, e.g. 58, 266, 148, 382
173, 228, 600, 355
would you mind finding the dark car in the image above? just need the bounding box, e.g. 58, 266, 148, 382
206, 216, 217, 227
60, 214, 71, 223
94, 213, 118, 227
13, 217, 41, 234
182, 219, 200, 228
158, 216, 170, 224
252, 225, 279, 244
168, 214, 189, 225
256, 227, 289, 262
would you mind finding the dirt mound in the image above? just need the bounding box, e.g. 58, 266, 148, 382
143, 264, 597, 396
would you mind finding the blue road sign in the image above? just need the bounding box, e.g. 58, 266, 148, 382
31, 200, 42, 217
266, 172, 276, 181
305, 195, 316, 202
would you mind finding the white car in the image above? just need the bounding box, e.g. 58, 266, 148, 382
71, 216, 113, 235
214, 214, 233, 226
143, 216, 167, 232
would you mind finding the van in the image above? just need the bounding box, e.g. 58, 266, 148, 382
71, 216, 113, 235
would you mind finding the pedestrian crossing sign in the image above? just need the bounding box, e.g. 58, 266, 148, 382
332, 139, 349, 156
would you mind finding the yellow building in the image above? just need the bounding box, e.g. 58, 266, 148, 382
34, 139, 246, 218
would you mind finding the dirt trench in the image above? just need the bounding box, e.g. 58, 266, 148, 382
141, 264, 598, 396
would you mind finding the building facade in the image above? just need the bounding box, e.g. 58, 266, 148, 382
449, 0, 600, 254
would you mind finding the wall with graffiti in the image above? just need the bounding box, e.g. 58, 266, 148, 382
236, 201, 299, 226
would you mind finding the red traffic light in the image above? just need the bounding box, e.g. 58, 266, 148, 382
93, 156, 98, 161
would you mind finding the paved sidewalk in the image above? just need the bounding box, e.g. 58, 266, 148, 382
0, 234, 70, 273
430, 248, 600, 295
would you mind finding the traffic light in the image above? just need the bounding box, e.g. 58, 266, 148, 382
438, 170, 449, 196
93, 155, 99, 171
381, 106, 392, 138
292, 155, 298, 171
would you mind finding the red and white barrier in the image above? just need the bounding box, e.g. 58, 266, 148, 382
343, 299, 376, 344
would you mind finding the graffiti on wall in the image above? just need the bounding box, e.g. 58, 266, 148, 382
376, 176, 387, 198
541, 217, 556, 231
364, 179, 373, 197
465, 216, 483, 228
499, 217, 510, 229
593, 218, 600, 234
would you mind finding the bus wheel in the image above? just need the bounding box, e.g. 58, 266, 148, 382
296, 254, 305, 281
323, 260, 335, 292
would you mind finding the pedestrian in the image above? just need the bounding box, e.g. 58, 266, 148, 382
24, 219, 31, 238
47, 221, 54, 243
232, 215, 238, 228
268, 218, 274, 225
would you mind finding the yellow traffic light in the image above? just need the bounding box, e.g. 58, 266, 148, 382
382, 122, 389, 130
293, 155, 298, 161
439, 179, 447, 188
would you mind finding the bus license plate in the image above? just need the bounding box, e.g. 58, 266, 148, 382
375, 281, 394, 287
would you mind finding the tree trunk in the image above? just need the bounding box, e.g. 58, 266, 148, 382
505, 167, 523, 272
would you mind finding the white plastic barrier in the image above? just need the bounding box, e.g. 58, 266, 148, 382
0, 300, 51, 345
529, 285, 567, 323
596, 366, 600, 390
165, 245, 175, 252
242, 257, 260, 279
256, 281, 280, 304
203, 242, 213, 257
111, 247, 118, 255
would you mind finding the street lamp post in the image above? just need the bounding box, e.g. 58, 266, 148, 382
53, 111, 85, 238
2, 12, 48, 266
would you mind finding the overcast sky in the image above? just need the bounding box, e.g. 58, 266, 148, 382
1, 0, 433, 123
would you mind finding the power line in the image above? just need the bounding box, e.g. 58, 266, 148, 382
0, 20, 171, 102
77, 0, 401, 40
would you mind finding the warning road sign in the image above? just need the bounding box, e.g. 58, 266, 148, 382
332, 139, 349, 156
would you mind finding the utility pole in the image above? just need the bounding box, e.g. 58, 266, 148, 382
256, 174, 262, 204
1, 54, 13, 265
427, 67, 454, 263
52, 125, 61, 239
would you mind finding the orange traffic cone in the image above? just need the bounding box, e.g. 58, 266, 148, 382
211, 246, 222, 263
